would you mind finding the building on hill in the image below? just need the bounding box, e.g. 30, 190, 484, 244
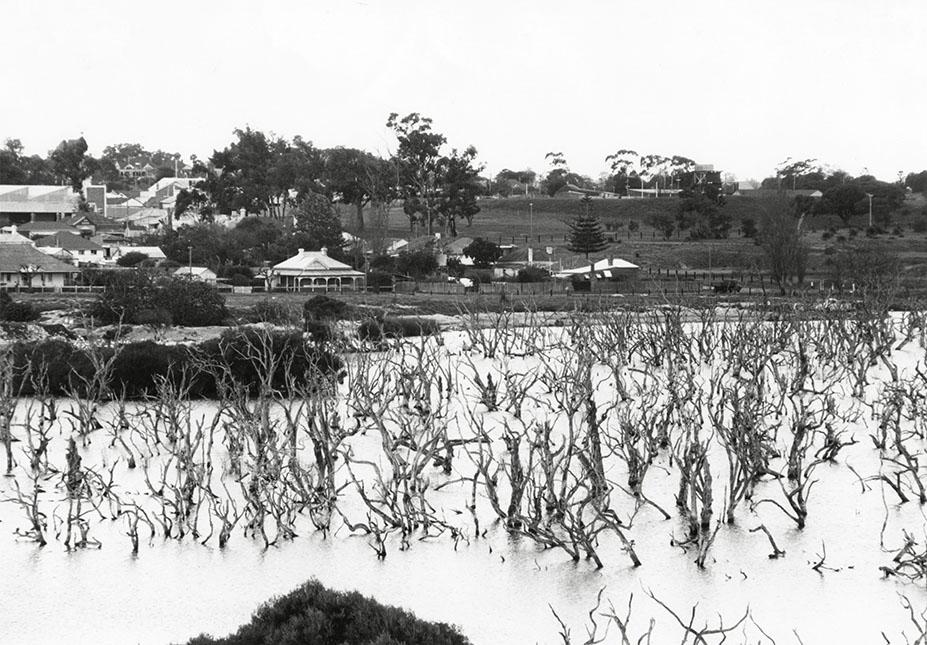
271, 247, 365, 292
0, 234, 77, 290
34, 232, 106, 265
0, 185, 81, 225
732, 187, 823, 199
174, 266, 218, 284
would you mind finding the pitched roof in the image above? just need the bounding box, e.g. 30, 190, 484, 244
273, 249, 363, 275
0, 228, 34, 245
65, 212, 121, 228
0, 242, 77, 273
555, 257, 639, 279
114, 245, 166, 259
173, 266, 217, 278
34, 232, 104, 251
444, 237, 474, 254
16, 221, 81, 234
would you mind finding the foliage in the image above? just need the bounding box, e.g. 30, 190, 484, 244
11, 330, 341, 399
358, 316, 440, 341
92, 272, 228, 326
0, 297, 39, 322
387, 112, 481, 235
48, 136, 98, 191
396, 249, 438, 279
647, 211, 676, 239
248, 300, 300, 326
292, 192, 344, 251
758, 201, 809, 294
516, 266, 551, 282
567, 197, 608, 258
322, 147, 395, 230
676, 192, 731, 239
116, 251, 149, 267
462, 238, 502, 268
184, 579, 469, 645
823, 184, 867, 224
740, 216, 758, 238
303, 295, 349, 322
825, 241, 901, 294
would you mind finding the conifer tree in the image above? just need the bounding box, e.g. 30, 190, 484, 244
567, 196, 608, 260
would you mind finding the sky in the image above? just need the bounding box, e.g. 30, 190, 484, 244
2, 0, 925, 183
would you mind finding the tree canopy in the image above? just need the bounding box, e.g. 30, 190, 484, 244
567, 197, 609, 259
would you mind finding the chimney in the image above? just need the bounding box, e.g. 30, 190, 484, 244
527, 247, 534, 264
320, 246, 328, 256
297, 248, 305, 254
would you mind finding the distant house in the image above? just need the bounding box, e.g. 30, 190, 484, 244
493, 247, 555, 279
34, 232, 106, 265
65, 212, 123, 237
111, 245, 166, 263
733, 187, 823, 199
554, 257, 640, 281
0, 185, 81, 225
0, 234, 77, 290
13, 221, 83, 240
173, 266, 217, 284
271, 247, 365, 292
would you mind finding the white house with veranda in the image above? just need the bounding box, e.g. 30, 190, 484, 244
271, 247, 365, 292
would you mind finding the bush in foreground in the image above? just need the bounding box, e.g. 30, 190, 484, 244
11, 328, 341, 398
185, 579, 470, 645
93, 271, 228, 327
357, 316, 440, 342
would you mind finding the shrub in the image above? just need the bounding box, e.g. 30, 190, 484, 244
230, 273, 252, 286
913, 218, 927, 233
116, 251, 149, 267
184, 579, 469, 645
357, 316, 440, 341
134, 308, 173, 327
462, 238, 502, 268
366, 269, 394, 292
11, 329, 342, 398
93, 272, 228, 327
251, 300, 299, 326
463, 269, 492, 285
396, 249, 438, 278
303, 295, 349, 322
1, 300, 39, 322
516, 266, 551, 282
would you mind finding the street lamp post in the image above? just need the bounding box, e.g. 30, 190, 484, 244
865, 193, 873, 228
529, 202, 534, 242
187, 246, 193, 276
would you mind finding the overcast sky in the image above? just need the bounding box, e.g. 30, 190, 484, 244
2, 0, 925, 183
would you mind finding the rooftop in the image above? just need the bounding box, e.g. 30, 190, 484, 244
0, 243, 77, 273
273, 248, 363, 275
34, 232, 104, 252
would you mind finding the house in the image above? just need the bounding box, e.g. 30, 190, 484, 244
0, 233, 77, 290
0, 185, 81, 225
111, 245, 167, 263
271, 247, 365, 292
493, 247, 556, 279
34, 232, 106, 265
554, 256, 640, 281
173, 266, 217, 284
13, 221, 83, 240
65, 212, 123, 237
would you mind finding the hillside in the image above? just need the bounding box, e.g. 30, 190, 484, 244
353, 194, 927, 276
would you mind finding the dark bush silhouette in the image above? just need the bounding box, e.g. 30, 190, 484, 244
184, 579, 470, 645
10, 329, 341, 399
1, 300, 40, 322
304, 295, 349, 322
93, 271, 228, 327
357, 316, 440, 341
116, 251, 149, 267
